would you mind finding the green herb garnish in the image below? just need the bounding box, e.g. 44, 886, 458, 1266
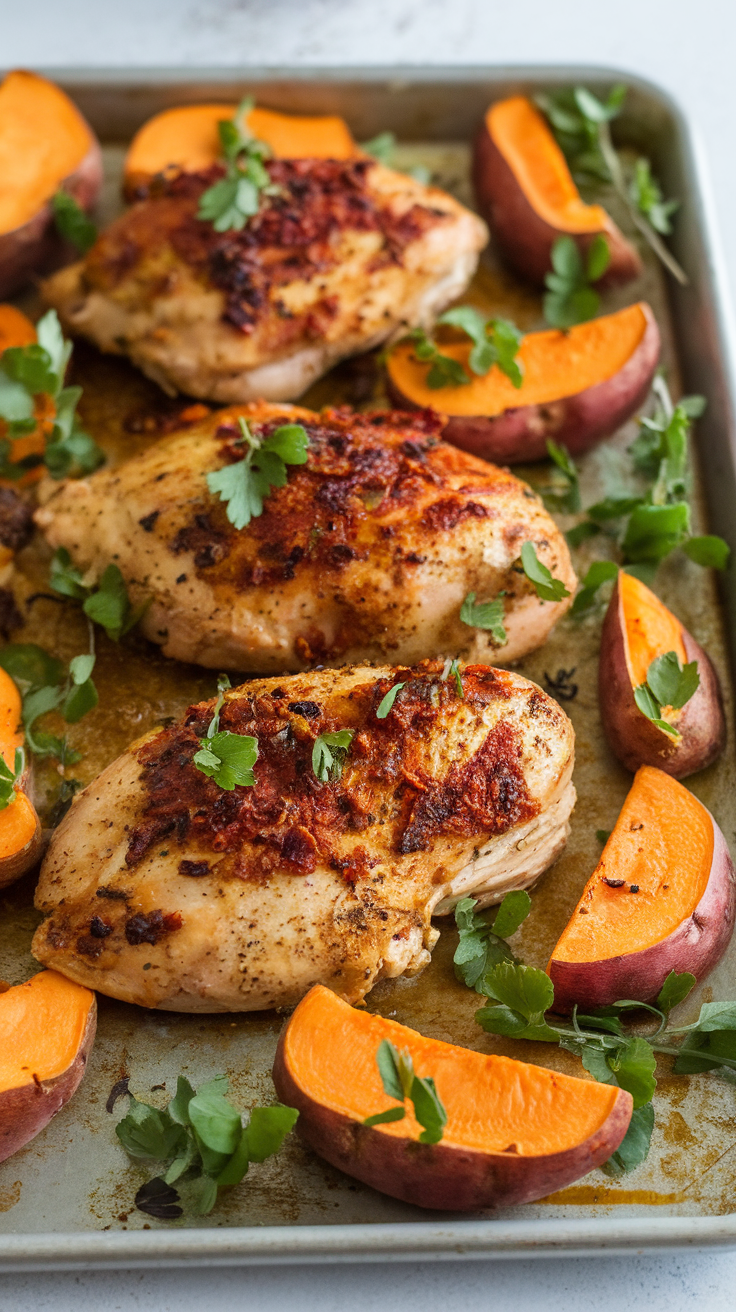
116, 1074, 298, 1217
52, 191, 98, 254
629, 158, 679, 236
0, 642, 98, 764
460, 591, 507, 645
376, 681, 406, 719
543, 234, 610, 329
520, 541, 571, 602
540, 440, 581, 514
363, 1040, 447, 1144
0, 747, 24, 811
192, 675, 259, 790
49, 548, 146, 643
312, 730, 354, 783
441, 657, 464, 699
197, 98, 276, 233
207, 418, 309, 530
633, 650, 699, 737
569, 560, 619, 618
0, 310, 104, 481
453, 892, 532, 991
405, 308, 524, 390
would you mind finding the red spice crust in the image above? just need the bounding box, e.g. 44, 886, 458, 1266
125, 661, 536, 878
84, 158, 448, 333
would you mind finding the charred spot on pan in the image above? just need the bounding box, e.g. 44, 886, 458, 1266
124, 910, 183, 946
544, 668, 578, 702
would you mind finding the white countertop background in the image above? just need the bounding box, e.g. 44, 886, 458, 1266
2, 0, 736, 1306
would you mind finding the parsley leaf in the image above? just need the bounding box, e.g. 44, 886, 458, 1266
207, 419, 309, 530
53, 190, 98, 254
376, 681, 406, 719
0, 747, 24, 811
682, 535, 731, 569
436, 307, 524, 388
193, 675, 259, 790
0, 641, 97, 763
460, 590, 507, 645
632, 649, 699, 738
116, 1075, 298, 1217
405, 328, 468, 389
364, 1040, 447, 1145
602, 1102, 655, 1177
543, 234, 609, 329
569, 560, 619, 618
453, 892, 531, 991
198, 99, 275, 232
312, 730, 354, 783
49, 550, 145, 642
520, 541, 571, 602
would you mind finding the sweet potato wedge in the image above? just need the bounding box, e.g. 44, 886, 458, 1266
0, 71, 102, 298
0, 970, 96, 1163
548, 766, 736, 1012
124, 103, 357, 198
273, 984, 633, 1210
600, 573, 725, 778
473, 96, 641, 287
387, 302, 660, 464
0, 665, 42, 888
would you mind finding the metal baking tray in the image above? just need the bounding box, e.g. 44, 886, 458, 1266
2, 64, 736, 1270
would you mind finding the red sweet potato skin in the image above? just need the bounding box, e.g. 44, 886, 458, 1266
0, 996, 96, 1163
599, 577, 726, 779
472, 119, 642, 288
272, 1028, 633, 1211
549, 815, 736, 1013
0, 140, 102, 299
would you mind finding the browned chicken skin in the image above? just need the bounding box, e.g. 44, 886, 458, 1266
35, 402, 576, 672
33, 660, 575, 1012
42, 159, 487, 402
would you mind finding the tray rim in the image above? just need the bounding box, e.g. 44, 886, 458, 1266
3, 60, 736, 1268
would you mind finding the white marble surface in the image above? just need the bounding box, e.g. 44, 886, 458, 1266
3, 0, 736, 1306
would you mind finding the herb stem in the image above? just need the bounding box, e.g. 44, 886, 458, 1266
598, 123, 687, 285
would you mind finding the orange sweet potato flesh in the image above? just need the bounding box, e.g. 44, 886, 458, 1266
0, 305, 36, 352
0, 970, 96, 1163
124, 103, 357, 192
487, 97, 608, 234
0, 71, 96, 234
0, 666, 42, 886
388, 302, 649, 419
273, 984, 632, 1210
552, 767, 712, 964
620, 571, 686, 689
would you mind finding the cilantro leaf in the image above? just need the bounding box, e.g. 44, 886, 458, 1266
197, 98, 273, 232
376, 681, 406, 719
491, 890, 532, 939
460, 590, 507, 644
453, 893, 530, 992
361, 131, 396, 164
437, 307, 524, 388
365, 1041, 447, 1145
536, 84, 625, 185
49, 550, 145, 642
520, 541, 571, 602
682, 535, 730, 569
243, 1104, 300, 1164
657, 970, 696, 1014
192, 730, 258, 790
630, 159, 679, 236
312, 729, 354, 783
480, 959, 555, 1019
405, 327, 469, 389
622, 502, 691, 563
646, 651, 699, 710
602, 1101, 655, 1177
53, 190, 98, 254
570, 560, 619, 617
115, 1096, 186, 1161
543, 235, 609, 329
607, 1035, 657, 1108
0, 747, 24, 811
207, 420, 309, 529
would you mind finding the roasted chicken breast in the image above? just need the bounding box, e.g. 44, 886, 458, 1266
33, 660, 575, 1012
42, 158, 487, 402
35, 403, 576, 672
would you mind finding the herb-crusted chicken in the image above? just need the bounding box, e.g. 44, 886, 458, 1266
33, 660, 575, 1012
34, 402, 576, 672
42, 158, 487, 402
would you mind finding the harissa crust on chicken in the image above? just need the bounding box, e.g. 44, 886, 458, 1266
34, 402, 576, 672
41, 159, 488, 402
33, 660, 575, 1012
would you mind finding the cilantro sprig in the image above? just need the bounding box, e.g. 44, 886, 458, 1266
192, 675, 258, 791
0, 747, 24, 811
453, 891, 532, 991
207, 418, 309, 530
50, 548, 147, 643
115, 1074, 298, 1218
404, 308, 524, 389
52, 191, 98, 255
363, 1040, 447, 1144
537, 84, 686, 285
198, 98, 277, 233
543, 234, 610, 329
312, 730, 354, 783
460, 591, 507, 645
520, 541, 571, 602
0, 642, 98, 764
633, 651, 699, 737
0, 309, 104, 481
